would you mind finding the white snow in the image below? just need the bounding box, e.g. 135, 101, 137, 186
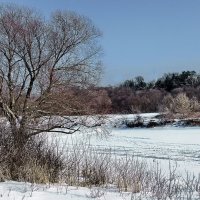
0, 181, 134, 200
1, 113, 200, 199
56, 114, 200, 175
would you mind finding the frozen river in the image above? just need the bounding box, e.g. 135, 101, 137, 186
58, 126, 200, 175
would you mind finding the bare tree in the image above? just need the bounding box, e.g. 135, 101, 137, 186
0, 5, 102, 150
173, 93, 191, 115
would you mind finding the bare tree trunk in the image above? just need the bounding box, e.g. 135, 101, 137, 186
9, 118, 29, 179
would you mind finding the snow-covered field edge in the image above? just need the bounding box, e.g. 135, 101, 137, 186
1, 113, 200, 199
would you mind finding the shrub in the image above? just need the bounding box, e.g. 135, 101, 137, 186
0, 124, 65, 183
161, 94, 174, 113
146, 120, 160, 128
124, 115, 144, 128
162, 92, 200, 117
173, 93, 191, 114
190, 97, 200, 112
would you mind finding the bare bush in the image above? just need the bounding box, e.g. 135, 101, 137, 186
124, 115, 144, 128
162, 92, 200, 118
173, 93, 191, 115
161, 94, 174, 113
0, 126, 65, 183
190, 97, 200, 112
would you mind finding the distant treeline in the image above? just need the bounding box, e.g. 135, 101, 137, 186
121, 71, 200, 91
93, 71, 200, 114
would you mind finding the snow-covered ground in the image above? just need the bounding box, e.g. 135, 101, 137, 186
0, 181, 134, 200
85, 126, 200, 175
57, 113, 200, 175
1, 113, 200, 199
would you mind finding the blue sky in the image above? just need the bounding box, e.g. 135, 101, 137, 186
1, 0, 200, 85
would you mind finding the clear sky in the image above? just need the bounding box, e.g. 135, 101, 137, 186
1, 0, 200, 85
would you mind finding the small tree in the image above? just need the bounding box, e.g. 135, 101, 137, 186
173, 93, 191, 114
162, 93, 192, 116
0, 5, 102, 151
